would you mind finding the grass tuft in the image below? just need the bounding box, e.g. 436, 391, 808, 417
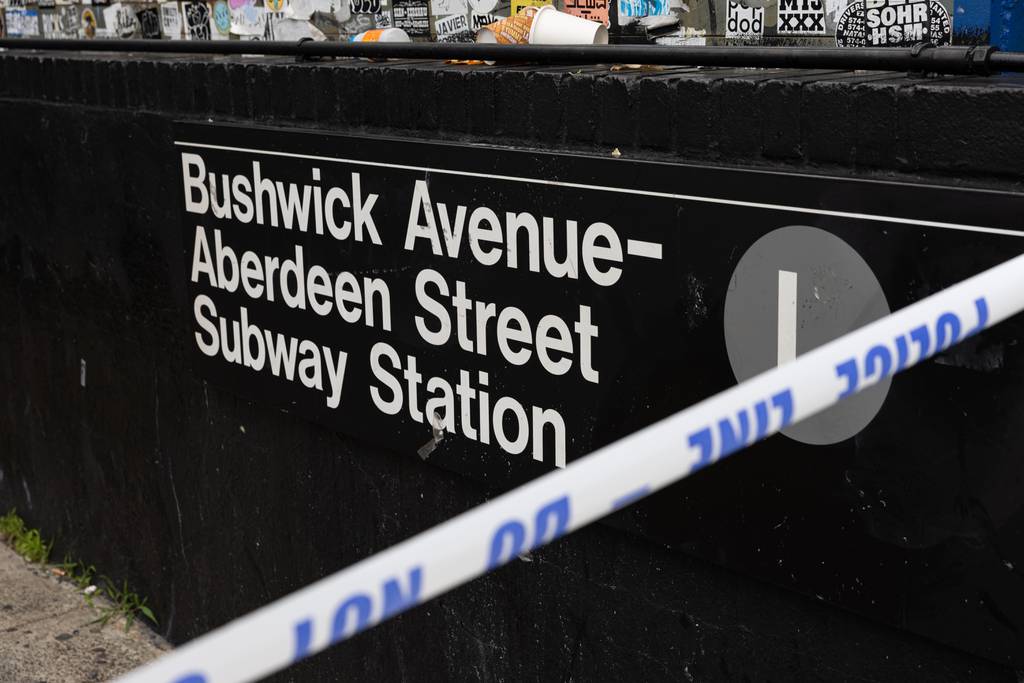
0, 509, 156, 630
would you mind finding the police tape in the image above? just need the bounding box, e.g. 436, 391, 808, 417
116, 253, 1024, 683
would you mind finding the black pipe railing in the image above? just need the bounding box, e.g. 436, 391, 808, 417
1, 39, 1022, 75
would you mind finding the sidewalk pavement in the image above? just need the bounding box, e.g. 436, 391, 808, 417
0, 543, 169, 682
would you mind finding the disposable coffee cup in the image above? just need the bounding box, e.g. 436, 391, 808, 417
350, 27, 412, 42
476, 6, 539, 44
528, 5, 608, 44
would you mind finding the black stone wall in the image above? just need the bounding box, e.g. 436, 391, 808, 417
1, 51, 1023, 682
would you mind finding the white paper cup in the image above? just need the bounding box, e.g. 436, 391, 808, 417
528, 5, 608, 45
476, 28, 498, 43
350, 27, 412, 42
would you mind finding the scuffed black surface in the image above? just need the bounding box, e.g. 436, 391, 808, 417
1, 52, 1023, 681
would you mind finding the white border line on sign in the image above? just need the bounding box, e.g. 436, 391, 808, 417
117, 252, 1024, 683
174, 141, 1024, 237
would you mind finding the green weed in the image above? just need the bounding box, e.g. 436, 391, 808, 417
56, 555, 97, 602
92, 577, 158, 632
0, 509, 51, 563
0, 508, 24, 541
1, 509, 156, 630
13, 528, 51, 563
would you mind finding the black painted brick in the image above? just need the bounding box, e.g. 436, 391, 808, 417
596, 76, 633, 149
153, 61, 176, 113
39, 58, 56, 102
189, 61, 211, 116
334, 65, 365, 129
292, 66, 316, 121
227, 62, 251, 120
362, 64, 389, 130
207, 62, 232, 118
853, 80, 902, 169
171, 61, 194, 114
802, 79, 857, 167
94, 59, 112, 107
563, 72, 597, 146
715, 77, 766, 160
249, 64, 274, 123
123, 60, 141, 110
269, 64, 294, 120
381, 66, 412, 131
636, 75, 675, 151
407, 64, 440, 133
758, 78, 803, 161
492, 69, 528, 139
673, 77, 716, 160
897, 82, 1024, 178
26, 57, 43, 101
465, 69, 496, 139
3, 52, 1024, 181
109, 61, 128, 110
137, 60, 158, 111
311, 65, 338, 125
529, 71, 563, 146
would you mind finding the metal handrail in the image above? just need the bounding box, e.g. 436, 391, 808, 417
1, 39, 1021, 75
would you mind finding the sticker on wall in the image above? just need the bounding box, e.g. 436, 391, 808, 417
471, 11, 500, 27
392, 0, 428, 34
434, 11, 471, 39
103, 2, 139, 36
617, 0, 667, 16
211, 0, 231, 32
469, 0, 498, 11
835, 0, 951, 46
267, 11, 327, 36
57, 4, 81, 35
137, 6, 162, 36
287, 0, 316, 19
183, 0, 211, 37
40, 9, 59, 36
160, 1, 182, 35
230, 0, 265, 33
81, 6, 97, 35
725, 0, 763, 37
38, 0, 56, 10
431, 0, 466, 14
266, 0, 286, 13
777, 0, 826, 33
510, 0, 548, 16
5, 7, 40, 35
564, 0, 607, 25
350, 0, 380, 13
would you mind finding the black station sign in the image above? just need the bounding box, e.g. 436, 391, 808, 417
176, 122, 1024, 666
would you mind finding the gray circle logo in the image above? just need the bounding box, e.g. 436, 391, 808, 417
724, 226, 890, 445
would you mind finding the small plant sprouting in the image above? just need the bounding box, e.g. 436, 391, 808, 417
0, 508, 25, 541
13, 528, 52, 564
56, 554, 97, 601
2, 509, 156, 631
0, 509, 51, 563
92, 577, 158, 632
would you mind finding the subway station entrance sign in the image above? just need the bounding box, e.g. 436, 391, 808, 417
175, 122, 1024, 487
176, 122, 1024, 665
